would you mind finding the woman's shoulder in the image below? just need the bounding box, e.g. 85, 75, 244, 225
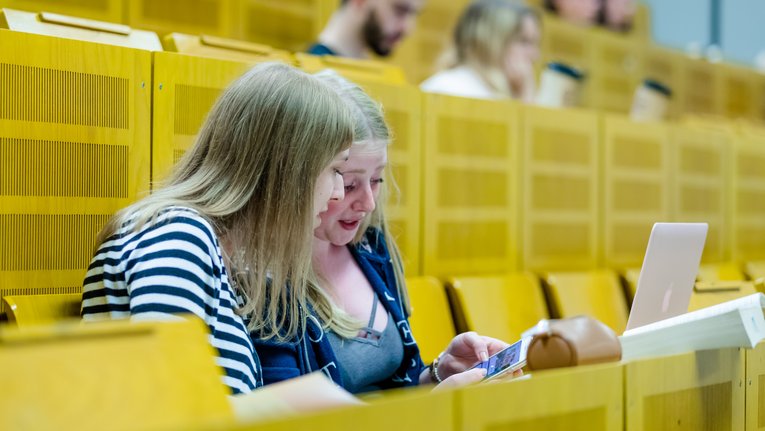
127, 206, 213, 235
420, 67, 467, 90
420, 66, 496, 99
105, 206, 220, 255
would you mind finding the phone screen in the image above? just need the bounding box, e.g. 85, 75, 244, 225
470, 337, 528, 380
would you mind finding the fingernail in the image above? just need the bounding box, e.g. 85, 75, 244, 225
480, 352, 489, 362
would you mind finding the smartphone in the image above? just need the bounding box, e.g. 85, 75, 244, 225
470, 337, 530, 381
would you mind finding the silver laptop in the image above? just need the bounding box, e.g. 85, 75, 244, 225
624, 222, 708, 332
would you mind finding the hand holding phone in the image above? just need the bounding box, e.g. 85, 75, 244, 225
469, 337, 530, 381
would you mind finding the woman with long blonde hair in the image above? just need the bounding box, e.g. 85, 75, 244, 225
421, 0, 541, 102
253, 70, 511, 392
81, 62, 352, 395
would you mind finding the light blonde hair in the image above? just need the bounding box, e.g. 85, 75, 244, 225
440, 0, 539, 97
313, 70, 411, 336
96, 62, 353, 341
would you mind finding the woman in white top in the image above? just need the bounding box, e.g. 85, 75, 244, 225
420, 0, 541, 102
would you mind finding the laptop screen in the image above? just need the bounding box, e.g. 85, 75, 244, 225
624, 222, 708, 332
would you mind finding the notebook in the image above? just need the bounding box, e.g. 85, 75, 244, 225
624, 222, 708, 332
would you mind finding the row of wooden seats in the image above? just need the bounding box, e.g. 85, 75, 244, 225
394, 1, 765, 123
1, 312, 763, 431
4, 0, 765, 122
533, 13, 765, 121
2, 10, 765, 327
391, 0, 653, 82
407, 268, 764, 363
5, 262, 762, 365
0, 0, 339, 52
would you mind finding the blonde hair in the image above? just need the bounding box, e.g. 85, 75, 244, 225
440, 0, 539, 97
96, 62, 353, 341
313, 70, 411, 335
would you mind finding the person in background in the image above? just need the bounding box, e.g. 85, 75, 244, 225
599, 0, 635, 32
81, 63, 352, 396
308, 0, 426, 58
543, 0, 599, 27
420, 0, 541, 102
253, 70, 512, 393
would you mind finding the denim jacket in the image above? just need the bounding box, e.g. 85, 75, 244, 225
252, 228, 424, 390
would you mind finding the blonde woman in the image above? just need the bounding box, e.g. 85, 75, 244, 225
81, 63, 352, 395
253, 71, 511, 392
420, 0, 541, 102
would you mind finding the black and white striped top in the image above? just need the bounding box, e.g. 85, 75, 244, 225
81, 207, 262, 394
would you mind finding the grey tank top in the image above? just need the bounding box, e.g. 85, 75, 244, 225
327, 293, 405, 393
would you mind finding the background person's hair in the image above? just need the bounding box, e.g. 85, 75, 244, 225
314, 70, 412, 324
597, 0, 633, 32
439, 0, 539, 97
96, 62, 354, 341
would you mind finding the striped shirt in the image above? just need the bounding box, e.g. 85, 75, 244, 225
81, 207, 262, 394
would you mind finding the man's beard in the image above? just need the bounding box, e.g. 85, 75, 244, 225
362, 10, 393, 57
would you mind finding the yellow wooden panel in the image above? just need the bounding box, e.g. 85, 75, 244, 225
753, 73, 765, 124
151, 51, 252, 183
589, 29, 641, 113
602, 114, 671, 268
458, 363, 623, 431
447, 272, 547, 342
521, 105, 600, 270
406, 276, 455, 364
359, 81, 422, 275
423, 93, 519, 276
0, 30, 151, 300
296, 53, 407, 86
680, 57, 721, 117
697, 262, 747, 282
625, 348, 745, 431
125, 0, 236, 38
688, 280, 758, 311
1, 0, 123, 24
0, 319, 233, 431
383, 30, 420, 85
220, 386, 454, 431
639, 45, 684, 119
234, 0, 337, 52
632, 3, 651, 42
164, 33, 294, 64
0, 286, 82, 316
746, 342, 765, 431
540, 14, 592, 72
745, 261, 765, 284
540, 15, 594, 107
544, 269, 629, 334
670, 124, 730, 263
3, 293, 81, 326
0, 7, 161, 50
732, 127, 765, 261
719, 63, 758, 121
